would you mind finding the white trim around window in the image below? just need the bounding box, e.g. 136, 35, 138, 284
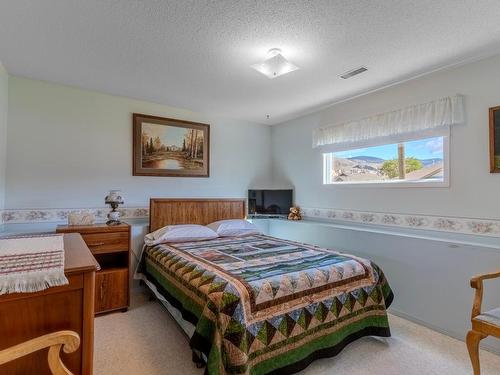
322, 131, 450, 188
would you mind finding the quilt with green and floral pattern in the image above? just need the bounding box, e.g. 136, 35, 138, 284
140, 235, 393, 375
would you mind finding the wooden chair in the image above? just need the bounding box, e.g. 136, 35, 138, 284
467, 270, 500, 375
0, 330, 80, 375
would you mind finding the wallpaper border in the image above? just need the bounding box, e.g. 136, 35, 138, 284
301, 207, 500, 238
0, 207, 149, 224
2, 206, 500, 238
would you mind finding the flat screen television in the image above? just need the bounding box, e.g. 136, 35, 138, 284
248, 189, 293, 216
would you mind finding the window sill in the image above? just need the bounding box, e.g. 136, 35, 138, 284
323, 179, 449, 188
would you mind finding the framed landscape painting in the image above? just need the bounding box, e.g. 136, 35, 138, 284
133, 113, 210, 177
489, 106, 500, 173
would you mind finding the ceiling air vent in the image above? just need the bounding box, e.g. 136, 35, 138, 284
340, 66, 368, 79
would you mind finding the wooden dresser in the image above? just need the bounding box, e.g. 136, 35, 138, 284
57, 223, 130, 314
0, 233, 98, 375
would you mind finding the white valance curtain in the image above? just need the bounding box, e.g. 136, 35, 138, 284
312, 95, 464, 150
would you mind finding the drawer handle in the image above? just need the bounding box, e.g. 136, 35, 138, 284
88, 242, 105, 247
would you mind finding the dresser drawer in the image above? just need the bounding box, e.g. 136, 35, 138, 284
81, 232, 128, 254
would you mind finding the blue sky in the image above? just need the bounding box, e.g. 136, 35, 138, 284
334, 136, 444, 160
142, 122, 187, 147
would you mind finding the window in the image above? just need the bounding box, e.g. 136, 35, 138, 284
323, 136, 448, 186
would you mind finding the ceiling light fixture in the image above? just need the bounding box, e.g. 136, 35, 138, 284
251, 48, 299, 79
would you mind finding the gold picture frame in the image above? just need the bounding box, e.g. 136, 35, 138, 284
489, 106, 500, 173
133, 113, 210, 177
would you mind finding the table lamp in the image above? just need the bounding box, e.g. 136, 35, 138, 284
105, 190, 124, 225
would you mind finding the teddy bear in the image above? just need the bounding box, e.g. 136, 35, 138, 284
287, 206, 302, 220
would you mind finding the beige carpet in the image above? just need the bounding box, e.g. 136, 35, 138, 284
94, 288, 500, 375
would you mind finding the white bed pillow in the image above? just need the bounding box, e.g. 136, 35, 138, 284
145, 224, 218, 246
206, 219, 260, 237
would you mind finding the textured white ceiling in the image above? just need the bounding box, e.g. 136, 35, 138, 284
1, 0, 500, 125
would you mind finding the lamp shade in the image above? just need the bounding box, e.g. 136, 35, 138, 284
105, 190, 123, 204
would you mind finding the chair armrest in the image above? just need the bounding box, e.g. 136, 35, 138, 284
470, 270, 500, 319
471, 270, 500, 289
0, 330, 80, 374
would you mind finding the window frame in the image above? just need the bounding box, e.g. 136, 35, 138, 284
322, 135, 450, 188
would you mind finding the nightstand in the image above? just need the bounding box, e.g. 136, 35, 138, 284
56, 223, 130, 314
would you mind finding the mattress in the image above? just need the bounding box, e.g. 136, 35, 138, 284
136, 234, 393, 375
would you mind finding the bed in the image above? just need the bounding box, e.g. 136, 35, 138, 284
136, 198, 393, 375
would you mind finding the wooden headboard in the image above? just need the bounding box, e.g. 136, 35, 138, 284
149, 198, 246, 231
